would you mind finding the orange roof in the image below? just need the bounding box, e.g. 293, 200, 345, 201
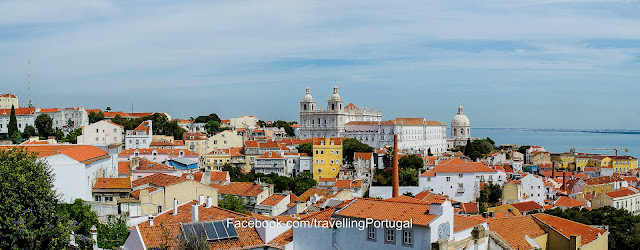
335, 198, 437, 227
258, 151, 284, 159
384, 195, 429, 204
420, 169, 436, 177
183, 132, 207, 140
318, 178, 337, 182
132, 173, 187, 188
149, 140, 177, 147
260, 194, 287, 206
130, 187, 158, 198
435, 158, 497, 173
267, 229, 292, 248
489, 216, 546, 249
181, 172, 203, 182
510, 201, 544, 212
118, 161, 130, 175
554, 196, 586, 208
0, 107, 35, 116
354, 152, 372, 160
583, 175, 623, 185
211, 182, 265, 197
120, 148, 197, 156
210, 171, 230, 181
139, 200, 246, 227
605, 188, 637, 198
133, 121, 150, 134
296, 188, 331, 202
38, 108, 59, 113
134, 158, 174, 171
21, 140, 50, 145
312, 137, 343, 146
573, 172, 588, 178
334, 179, 362, 189
533, 213, 607, 246
93, 178, 131, 189
426, 120, 444, 126
454, 215, 485, 232
460, 202, 479, 214
380, 118, 427, 126
1, 145, 109, 163
0, 93, 17, 98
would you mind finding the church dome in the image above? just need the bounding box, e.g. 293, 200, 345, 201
328, 85, 342, 102
302, 85, 315, 102
451, 105, 470, 126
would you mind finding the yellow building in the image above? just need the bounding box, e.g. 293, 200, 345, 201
0, 93, 18, 109
207, 130, 244, 151
551, 152, 575, 170
575, 156, 590, 171
204, 148, 231, 171
587, 156, 611, 168
183, 132, 208, 156
312, 137, 343, 180
502, 181, 523, 204
134, 174, 218, 216
610, 156, 638, 173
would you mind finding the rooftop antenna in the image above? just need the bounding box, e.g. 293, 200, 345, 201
28, 60, 34, 107
131, 102, 134, 113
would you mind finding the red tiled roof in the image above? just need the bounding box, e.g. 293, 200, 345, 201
134, 158, 174, 171
210, 171, 230, 181
583, 175, 623, 185
260, 194, 287, 206
554, 196, 586, 208
335, 198, 437, 227
130, 187, 158, 198
133, 121, 150, 134
0, 93, 17, 98
334, 180, 362, 189
258, 151, 284, 159
118, 161, 130, 175
181, 172, 203, 182
132, 173, 187, 188
573, 172, 588, 178
312, 137, 343, 146
461, 202, 479, 214
93, 178, 131, 189
384, 195, 429, 204
267, 228, 292, 248
533, 213, 607, 246
510, 201, 544, 212
0, 107, 35, 116
318, 178, 337, 182
211, 182, 265, 197
296, 188, 331, 202
435, 158, 497, 173
138, 200, 246, 227
604, 188, 637, 198
489, 216, 546, 249
120, 148, 197, 156
354, 152, 372, 160
1, 145, 109, 163
38, 108, 59, 113
454, 215, 485, 232
183, 132, 207, 140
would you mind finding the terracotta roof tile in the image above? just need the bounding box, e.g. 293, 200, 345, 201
93, 178, 131, 189
181, 172, 203, 182
118, 161, 130, 175
435, 158, 497, 173
461, 202, 479, 214
120, 148, 197, 156
554, 196, 586, 208
210, 171, 230, 181
132, 173, 187, 188
533, 213, 607, 246
267, 228, 292, 249
489, 216, 546, 249
334, 180, 362, 189
260, 194, 287, 206
384, 195, 429, 204
296, 188, 331, 202
335, 198, 437, 227
131, 187, 158, 198
138, 200, 246, 227
1, 145, 109, 163
509, 201, 544, 212
0, 107, 35, 116
258, 151, 284, 159
134, 158, 174, 171
454, 215, 485, 232
354, 152, 372, 160
211, 182, 264, 197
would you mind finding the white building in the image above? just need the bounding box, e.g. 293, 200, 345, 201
298, 85, 382, 139
344, 118, 448, 155
1, 145, 118, 202
125, 120, 152, 150
0, 107, 36, 136
230, 115, 259, 129
518, 174, 547, 205
0, 93, 18, 109
77, 120, 124, 148
418, 158, 507, 202
38, 107, 89, 132
447, 105, 471, 149
207, 130, 244, 151
255, 151, 287, 176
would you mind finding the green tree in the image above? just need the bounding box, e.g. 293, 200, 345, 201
22, 125, 37, 139
205, 120, 221, 136
222, 164, 243, 181
342, 138, 374, 164
399, 154, 424, 169
35, 114, 53, 138
88, 111, 105, 124
97, 214, 130, 249
0, 147, 70, 249
10, 131, 22, 144
56, 199, 99, 236
464, 138, 474, 157
297, 143, 312, 156
292, 172, 316, 195
8, 105, 18, 139
218, 195, 246, 213
65, 128, 83, 144
193, 113, 221, 124
399, 168, 418, 186
54, 127, 65, 142
518, 145, 531, 156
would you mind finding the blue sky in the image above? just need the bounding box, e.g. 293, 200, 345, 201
1, 0, 640, 129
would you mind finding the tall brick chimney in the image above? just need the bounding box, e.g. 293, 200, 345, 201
563, 171, 567, 192
392, 134, 399, 197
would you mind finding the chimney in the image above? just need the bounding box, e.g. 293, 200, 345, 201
198, 195, 205, 206
206, 196, 213, 208
392, 134, 399, 197
552, 161, 556, 178
173, 198, 178, 215
148, 215, 154, 226
563, 171, 567, 192
191, 204, 199, 222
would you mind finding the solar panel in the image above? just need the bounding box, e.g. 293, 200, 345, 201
213, 221, 229, 239
203, 222, 217, 240
181, 224, 196, 238
225, 222, 238, 238
192, 222, 207, 239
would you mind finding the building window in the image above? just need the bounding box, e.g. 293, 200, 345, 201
385, 228, 395, 244
427, 177, 431, 182
94, 195, 102, 202
446, 177, 451, 182
402, 230, 412, 246
459, 173, 463, 178
367, 226, 376, 241
158, 206, 163, 214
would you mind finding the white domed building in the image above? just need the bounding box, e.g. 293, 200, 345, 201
447, 105, 472, 149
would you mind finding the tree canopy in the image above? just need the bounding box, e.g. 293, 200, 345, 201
22, 125, 37, 139
0, 147, 69, 248
342, 138, 374, 164
398, 154, 424, 169
193, 113, 221, 124
218, 195, 246, 214
34, 114, 54, 138
462, 137, 495, 161
222, 164, 316, 195
88, 111, 105, 124
111, 113, 185, 140
260, 120, 297, 137
297, 143, 312, 156
8, 105, 18, 140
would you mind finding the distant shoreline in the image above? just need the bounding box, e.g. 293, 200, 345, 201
474, 128, 640, 135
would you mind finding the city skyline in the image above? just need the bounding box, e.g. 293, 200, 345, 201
1, 0, 640, 129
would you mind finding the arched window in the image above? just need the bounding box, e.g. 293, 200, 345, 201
304, 104, 307, 110
332, 104, 335, 110
461, 130, 464, 135
453, 128, 457, 136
